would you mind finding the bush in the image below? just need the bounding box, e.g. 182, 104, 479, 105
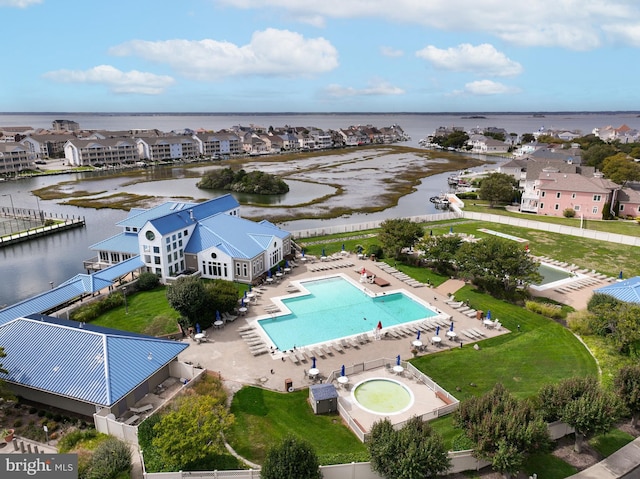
58, 429, 100, 452
367, 244, 384, 259
85, 437, 131, 479
137, 272, 160, 291
525, 300, 563, 319
563, 208, 576, 218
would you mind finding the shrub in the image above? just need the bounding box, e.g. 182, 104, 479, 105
58, 429, 100, 452
37, 410, 46, 417
85, 437, 131, 479
137, 272, 160, 291
13, 419, 23, 428
367, 244, 384, 259
29, 407, 37, 414
563, 208, 576, 218
525, 300, 563, 319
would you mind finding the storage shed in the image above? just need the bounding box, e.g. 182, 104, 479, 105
309, 383, 338, 415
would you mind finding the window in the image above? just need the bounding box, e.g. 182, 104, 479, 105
211, 252, 217, 259
571, 193, 576, 199
144, 254, 151, 263
556, 192, 561, 199
143, 245, 150, 253
592, 207, 598, 214
574, 205, 581, 211
593, 195, 601, 201
99, 251, 109, 262
154, 256, 161, 264
145, 230, 155, 240
620, 204, 625, 211
153, 246, 160, 253
184, 229, 189, 236
541, 191, 546, 197
554, 204, 559, 210
539, 203, 544, 209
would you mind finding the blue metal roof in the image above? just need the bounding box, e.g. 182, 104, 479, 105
117, 201, 197, 229
594, 277, 640, 304
90, 232, 140, 254
0, 257, 144, 327
0, 315, 188, 407
148, 194, 240, 235
184, 213, 289, 258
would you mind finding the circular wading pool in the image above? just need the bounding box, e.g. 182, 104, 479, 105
351, 378, 414, 415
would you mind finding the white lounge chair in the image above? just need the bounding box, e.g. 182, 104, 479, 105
130, 404, 153, 414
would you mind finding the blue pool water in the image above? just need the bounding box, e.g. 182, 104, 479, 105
258, 276, 437, 350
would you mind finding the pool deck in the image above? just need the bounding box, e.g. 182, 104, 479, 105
178, 254, 507, 395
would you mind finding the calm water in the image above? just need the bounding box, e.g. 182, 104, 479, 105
257, 276, 436, 350
1, 111, 636, 306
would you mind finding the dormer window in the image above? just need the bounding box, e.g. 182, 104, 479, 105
145, 231, 155, 241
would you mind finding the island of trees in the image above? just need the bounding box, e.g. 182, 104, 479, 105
197, 167, 289, 195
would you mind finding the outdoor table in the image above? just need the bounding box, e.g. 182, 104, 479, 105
266, 277, 274, 283
246, 292, 255, 299
412, 340, 423, 349
446, 331, 457, 340
308, 368, 320, 378
321, 256, 327, 261
300, 257, 307, 262
283, 267, 291, 273
238, 307, 248, 315
213, 320, 224, 329
431, 336, 442, 346
275, 272, 283, 280
194, 333, 205, 340
393, 365, 404, 374
357, 254, 364, 259
483, 319, 495, 328
337, 376, 349, 387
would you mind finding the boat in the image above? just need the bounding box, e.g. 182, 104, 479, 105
429, 194, 450, 208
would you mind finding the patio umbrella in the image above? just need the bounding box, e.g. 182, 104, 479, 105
450, 226, 453, 233
416, 330, 421, 340
285, 260, 289, 268
619, 271, 623, 279
357, 245, 363, 254
277, 265, 281, 273
241, 298, 245, 307
249, 285, 252, 292
436, 326, 440, 336
450, 322, 454, 332
267, 269, 272, 278
312, 357, 316, 369
322, 248, 326, 257
396, 355, 401, 366
342, 243, 345, 251
215, 310, 221, 322
341, 365, 345, 377
195, 323, 201, 334
377, 321, 382, 331
486, 310, 491, 320
430, 230, 433, 236
301, 249, 305, 257
244, 290, 248, 298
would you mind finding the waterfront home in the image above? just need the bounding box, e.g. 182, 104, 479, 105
0, 142, 35, 175
64, 138, 139, 167
136, 135, 200, 162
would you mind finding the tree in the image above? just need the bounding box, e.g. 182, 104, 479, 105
521, 133, 535, 143
377, 218, 424, 260
166, 276, 208, 327
602, 152, 640, 186
417, 234, 462, 275
582, 143, 618, 170
152, 394, 234, 470
368, 417, 450, 479
614, 365, 640, 428
455, 237, 541, 298
538, 376, 622, 453
587, 295, 640, 355
0, 347, 12, 401
260, 436, 322, 479
203, 280, 240, 319
478, 172, 518, 207
454, 384, 549, 479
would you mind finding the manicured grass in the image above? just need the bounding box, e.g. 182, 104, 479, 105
589, 428, 635, 457
91, 287, 181, 336
412, 285, 598, 401
521, 452, 578, 479
226, 387, 368, 464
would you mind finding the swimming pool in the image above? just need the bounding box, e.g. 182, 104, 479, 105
258, 276, 437, 351
536, 263, 574, 285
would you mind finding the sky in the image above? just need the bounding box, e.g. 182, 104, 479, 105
3, 0, 640, 113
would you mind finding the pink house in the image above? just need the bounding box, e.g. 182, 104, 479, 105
617, 187, 640, 219
534, 171, 619, 219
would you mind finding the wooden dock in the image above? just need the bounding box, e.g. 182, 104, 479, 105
0, 217, 85, 247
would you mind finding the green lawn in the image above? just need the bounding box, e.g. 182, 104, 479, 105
412, 285, 597, 401
226, 387, 368, 464
589, 428, 635, 457
90, 287, 181, 336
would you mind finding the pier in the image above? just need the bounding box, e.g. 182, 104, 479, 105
0, 207, 85, 247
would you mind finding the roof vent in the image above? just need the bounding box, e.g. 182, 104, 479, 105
189, 209, 194, 221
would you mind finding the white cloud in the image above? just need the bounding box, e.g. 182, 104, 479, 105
0, 0, 41, 7
602, 23, 640, 47
43, 65, 175, 95
380, 46, 404, 58
109, 28, 339, 81
457, 80, 520, 96
324, 80, 405, 97
215, 0, 640, 50
416, 43, 522, 77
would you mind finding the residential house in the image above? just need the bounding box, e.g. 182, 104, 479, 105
193, 131, 242, 158
468, 135, 510, 154
22, 133, 76, 159
531, 170, 619, 219
617, 185, 640, 219
594, 124, 640, 143
52, 119, 80, 132
64, 138, 139, 167
308, 128, 333, 149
